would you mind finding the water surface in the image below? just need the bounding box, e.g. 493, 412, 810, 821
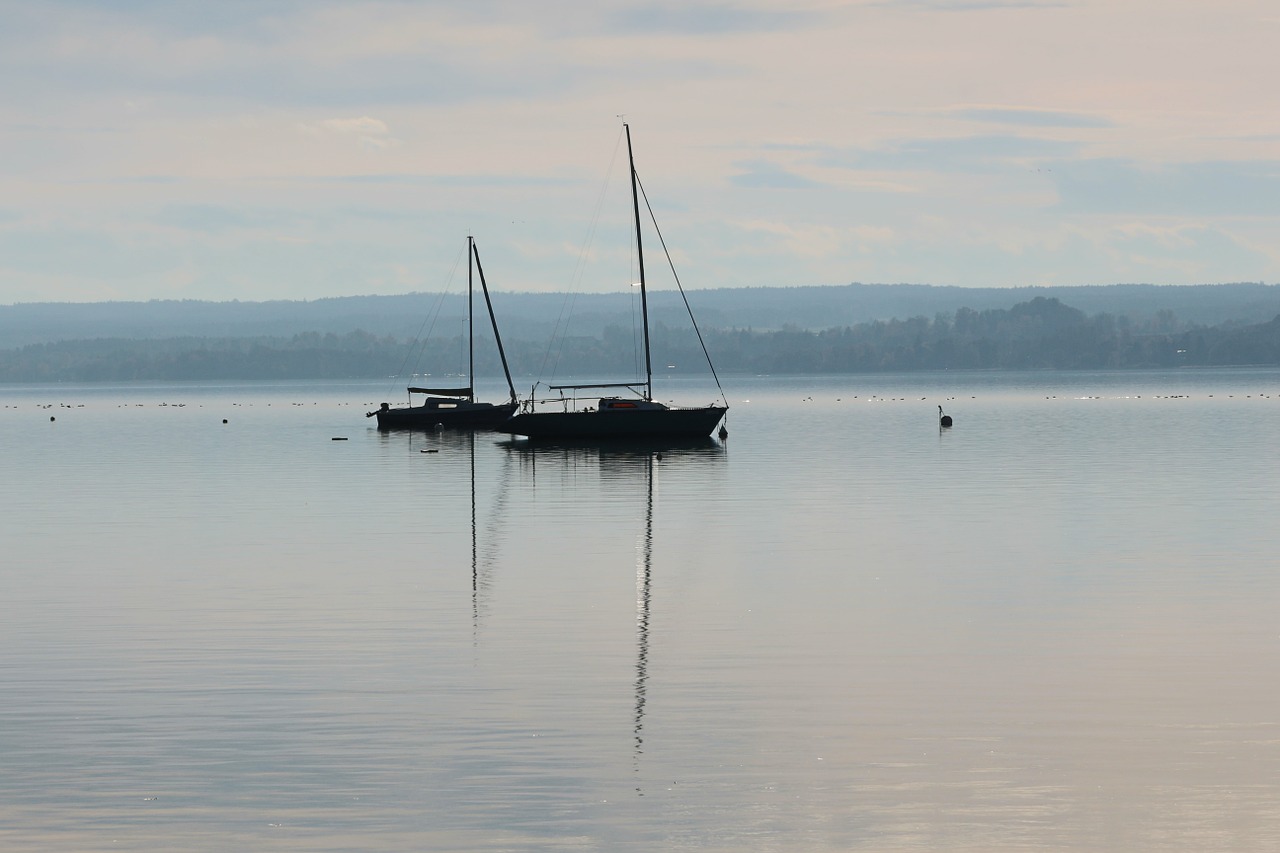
3, 370, 1279, 851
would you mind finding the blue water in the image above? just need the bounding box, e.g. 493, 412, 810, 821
3, 370, 1280, 851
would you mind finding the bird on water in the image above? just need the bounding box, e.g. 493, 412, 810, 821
938, 405, 953, 427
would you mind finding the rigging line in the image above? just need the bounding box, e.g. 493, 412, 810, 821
634, 173, 729, 407
387, 240, 467, 395
537, 127, 627, 387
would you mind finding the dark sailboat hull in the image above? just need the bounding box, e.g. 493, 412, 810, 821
502, 405, 726, 440
374, 400, 517, 431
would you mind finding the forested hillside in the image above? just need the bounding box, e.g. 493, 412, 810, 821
3, 295, 1279, 382
4, 282, 1280, 348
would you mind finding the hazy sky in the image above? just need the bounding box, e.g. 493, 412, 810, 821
3, 0, 1279, 304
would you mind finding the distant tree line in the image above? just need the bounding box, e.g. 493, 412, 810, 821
692, 297, 1280, 372
7, 282, 1280, 348
0, 331, 399, 383
3, 298, 1279, 382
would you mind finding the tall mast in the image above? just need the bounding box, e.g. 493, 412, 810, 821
625, 123, 653, 401
467, 234, 475, 402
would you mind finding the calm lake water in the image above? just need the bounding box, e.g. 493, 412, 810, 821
3, 369, 1280, 851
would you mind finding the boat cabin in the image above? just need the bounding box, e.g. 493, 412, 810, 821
598, 397, 669, 412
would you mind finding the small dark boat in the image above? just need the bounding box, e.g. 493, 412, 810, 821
502, 124, 728, 441
369, 237, 518, 430
370, 391, 516, 430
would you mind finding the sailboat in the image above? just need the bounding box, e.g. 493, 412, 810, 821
501, 124, 728, 440
368, 236, 518, 430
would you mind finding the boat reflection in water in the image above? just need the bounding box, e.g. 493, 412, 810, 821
497, 436, 725, 463
498, 436, 726, 786
373, 427, 513, 633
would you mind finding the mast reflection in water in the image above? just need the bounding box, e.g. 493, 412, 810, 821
498, 437, 727, 795
374, 426, 514, 637
635, 451, 653, 774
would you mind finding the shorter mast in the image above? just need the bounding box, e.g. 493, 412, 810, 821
467, 235, 476, 402
625, 123, 653, 402
471, 240, 519, 404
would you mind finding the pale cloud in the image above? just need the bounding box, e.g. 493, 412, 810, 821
821, 135, 1082, 174
740, 220, 899, 259
876, 0, 1069, 10
603, 3, 818, 35
317, 117, 390, 136
1113, 221, 1204, 250
300, 116, 400, 152
729, 161, 820, 189
940, 106, 1115, 129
